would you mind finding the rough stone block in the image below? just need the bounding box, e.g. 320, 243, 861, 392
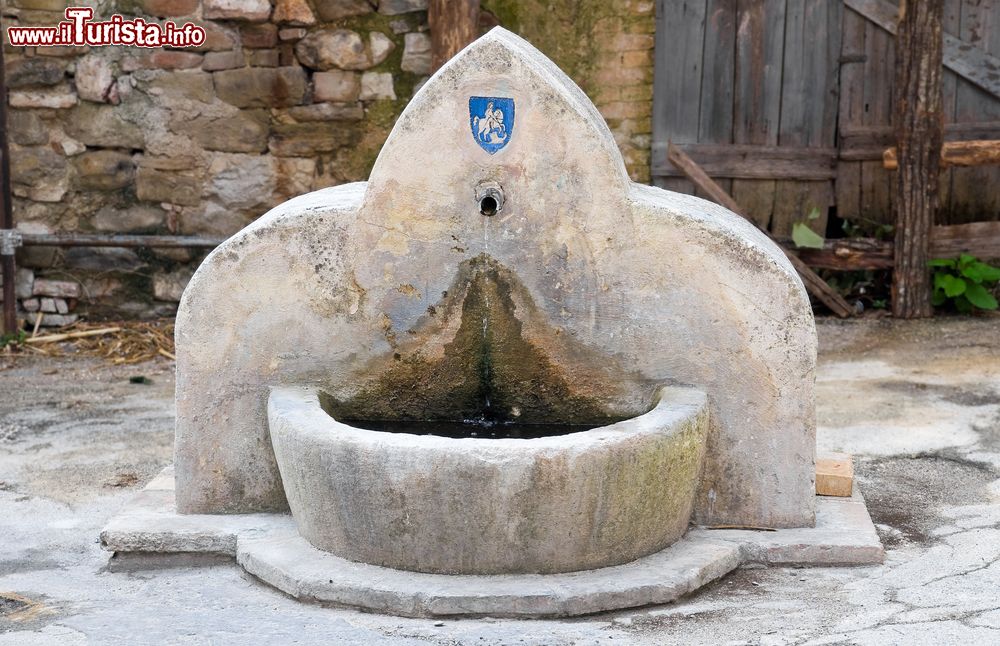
295, 28, 373, 71
13, 223, 58, 269
241, 23, 278, 49
72, 150, 135, 191
21, 298, 40, 312
65, 103, 145, 149
214, 66, 307, 108
202, 50, 246, 72
369, 32, 395, 66
33, 279, 80, 299
153, 268, 194, 302
248, 49, 280, 67
192, 21, 238, 52
9, 145, 67, 193
279, 28, 307, 41
92, 205, 166, 233
128, 0, 199, 17
136, 167, 202, 206
287, 102, 363, 122
268, 121, 360, 156
2, 267, 36, 299
24, 312, 78, 327
122, 51, 203, 71
204, 0, 271, 22
273, 0, 316, 25
174, 109, 269, 153
359, 71, 395, 100
9, 86, 76, 109
313, 0, 373, 21
75, 55, 118, 104
204, 153, 277, 209
143, 70, 216, 102
400, 32, 431, 74
39, 297, 57, 313
64, 247, 145, 272
378, 0, 428, 15
8, 110, 47, 145
313, 70, 360, 102
5, 57, 64, 87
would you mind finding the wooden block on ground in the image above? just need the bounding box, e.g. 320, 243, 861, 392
816, 452, 854, 497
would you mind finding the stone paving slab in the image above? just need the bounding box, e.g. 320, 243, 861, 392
100, 466, 883, 617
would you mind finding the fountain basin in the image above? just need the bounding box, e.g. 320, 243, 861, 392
267, 386, 709, 575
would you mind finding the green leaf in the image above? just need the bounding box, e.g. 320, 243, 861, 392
964, 261, 1000, 284
928, 258, 957, 269
791, 222, 825, 249
964, 282, 999, 310
931, 289, 947, 306
939, 274, 967, 298
806, 207, 821, 221
955, 295, 973, 314
958, 254, 977, 272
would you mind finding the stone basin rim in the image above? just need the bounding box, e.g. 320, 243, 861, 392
271, 385, 708, 450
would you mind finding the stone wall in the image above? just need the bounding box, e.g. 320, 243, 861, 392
4, 0, 655, 320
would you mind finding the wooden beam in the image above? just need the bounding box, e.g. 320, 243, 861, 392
844, 0, 1000, 100
840, 122, 1000, 161
932, 221, 1000, 259
666, 143, 855, 318
792, 221, 1000, 270
428, 0, 480, 72
652, 143, 837, 180
883, 140, 1000, 169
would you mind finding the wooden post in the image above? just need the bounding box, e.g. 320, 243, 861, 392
891, 0, 944, 318
428, 0, 480, 72
0, 16, 18, 335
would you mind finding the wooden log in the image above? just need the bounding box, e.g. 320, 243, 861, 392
24, 326, 121, 344
428, 0, 480, 72
666, 143, 855, 318
883, 140, 1000, 169
795, 238, 895, 270
891, 0, 944, 319
791, 221, 1000, 270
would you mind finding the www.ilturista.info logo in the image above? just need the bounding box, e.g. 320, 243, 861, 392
6, 7, 206, 48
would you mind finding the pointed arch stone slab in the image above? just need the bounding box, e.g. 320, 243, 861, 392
173, 28, 817, 529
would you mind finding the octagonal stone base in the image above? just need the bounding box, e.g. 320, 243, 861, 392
101, 467, 883, 618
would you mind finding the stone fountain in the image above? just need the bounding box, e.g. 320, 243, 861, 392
102, 28, 882, 617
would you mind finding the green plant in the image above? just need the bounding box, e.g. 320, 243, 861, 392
929, 254, 1000, 312
0, 329, 26, 349
791, 207, 825, 249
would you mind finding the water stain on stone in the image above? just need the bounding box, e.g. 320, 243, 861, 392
324, 254, 638, 427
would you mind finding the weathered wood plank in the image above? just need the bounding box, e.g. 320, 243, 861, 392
950, 0, 1000, 223
845, 0, 1000, 99
696, 0, 737, 200
652, 0, 708, 194
731, 0, 785, 228
652, 143, 837, 179
772, 0, 838, 236
816, 453, 855, 497
884, 139, 1000, 169
428, 0, 479, 72
860, 17, 895, 224
666, 143, 855, 317
932, 220, 1000, 259
837, 6, 869, 222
